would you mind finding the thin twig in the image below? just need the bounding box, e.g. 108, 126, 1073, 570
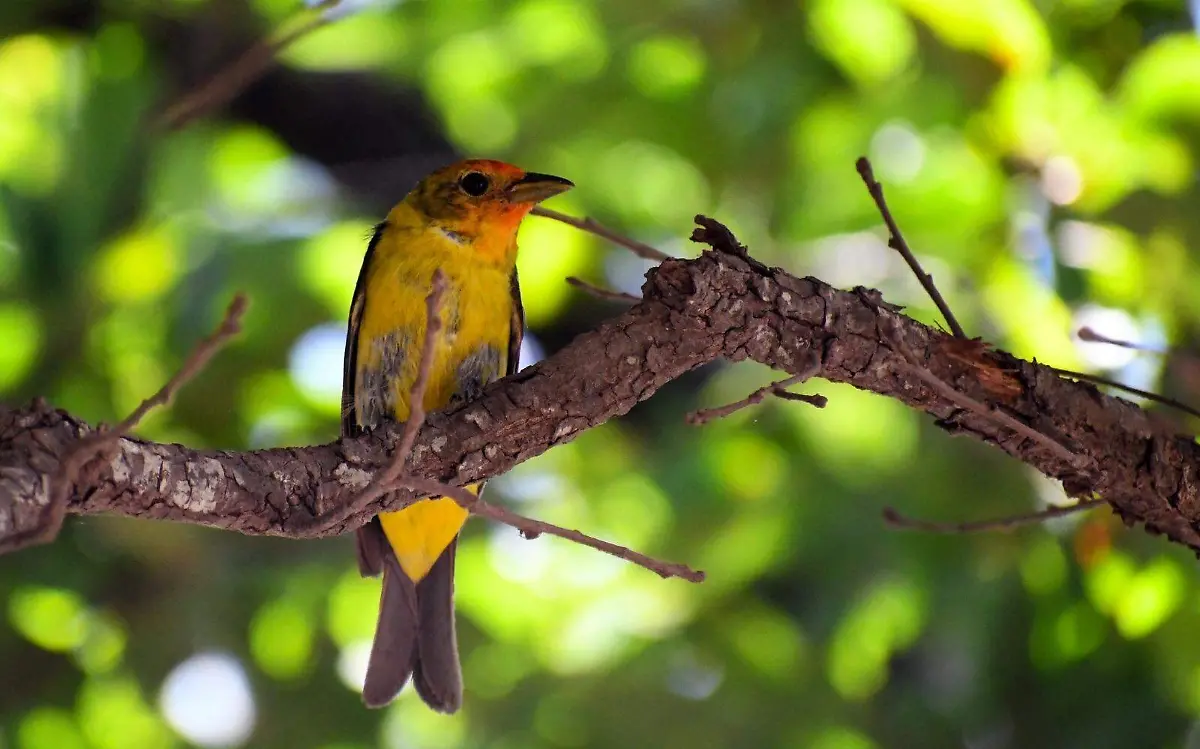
883, 322, 1087, 469
883, 500, 1104, 534
566, 276, 639, 303
402, 476, 705, 583
1077, 327, 1167, 355
532, 206, 670, 263
855, 157, 967, 339
157, 0, 341, 131
774, 391, 829, 406
310, 270, 447, 532
687, 356, 825, 425
1049, 367, 1200, 420
3, 293, 249, 553
115, 295, 249, 434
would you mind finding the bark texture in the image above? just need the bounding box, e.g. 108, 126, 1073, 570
2, 218, 1199, 554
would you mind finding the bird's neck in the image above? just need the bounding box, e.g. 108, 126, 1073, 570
390, 203, 522, 269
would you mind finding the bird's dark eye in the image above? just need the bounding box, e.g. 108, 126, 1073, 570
458, 171, 490, 197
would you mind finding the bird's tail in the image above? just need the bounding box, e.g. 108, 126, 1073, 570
357, 520, 464, 712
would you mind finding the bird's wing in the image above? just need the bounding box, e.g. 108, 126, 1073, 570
507, 267, 524, 378
341, 221, 388, 439
345, 221, 390, 578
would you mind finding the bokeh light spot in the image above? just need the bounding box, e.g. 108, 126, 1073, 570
93, 224, 179, 303
159, 652, 256, 748
8, 586, 89, 652
17, 707, 87, 749
627, 35, 706, 99
0, 303, 42, 393
288, 322, 347, 414
250, 597, 316, 680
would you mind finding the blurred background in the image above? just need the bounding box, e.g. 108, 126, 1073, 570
3, 0, 1200, 747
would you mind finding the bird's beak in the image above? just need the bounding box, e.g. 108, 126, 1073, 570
507, 172, 574, 204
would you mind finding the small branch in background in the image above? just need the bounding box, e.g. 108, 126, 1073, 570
1049, 367, 1200, 420
115, 294, 250, 435
856, 156, 968, 340
533, 206, 671, 263
0, 293, 249, 554
1077, 327, 1167, 355
157, 0, 341, 130
310, 270, 447, 532
774, 390, 829, 407
687, 356, 825, 425
883, 500, 1105, 534
566, 276, 639, 303
402, 476, 705, 583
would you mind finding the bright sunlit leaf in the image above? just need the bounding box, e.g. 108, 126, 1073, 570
827, 577, 927, 700
1020, 536, 1068, 596
326, 569, 380, 648
250, 597, 316, 680
808, 0, 915, 85
16, 708, 87, 749
627, 35, 707, 99
93, 224, 180, 303
80, 675, 175, 749
505, 0, 608, 79
1114, 559, 1185, 639
282, 12, 408, 70
0, 302, 41, 393
1118, 33, 1200, 124
75, 612, 128, 675
8, 586, 90, 653
382, 696, 467, 749
808, 726, 879, 749
896, 0, 1050, 73
298, 220, 373, 316
727, 605, 809, 680
516, 199, 593, 325
787, 381, 918, 483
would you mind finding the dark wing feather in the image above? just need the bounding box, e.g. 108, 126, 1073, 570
342, 221, 388, 439
345, 221, 390, 578
507, 268, 525, 378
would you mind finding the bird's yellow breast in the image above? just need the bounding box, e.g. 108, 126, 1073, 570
352, 215, 515, 581
355, 225, 514, 422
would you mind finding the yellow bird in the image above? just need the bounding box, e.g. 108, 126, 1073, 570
341, 159, 573, 711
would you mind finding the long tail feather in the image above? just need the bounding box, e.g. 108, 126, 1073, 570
413, 537, 463, 712
362, 554, 419, 708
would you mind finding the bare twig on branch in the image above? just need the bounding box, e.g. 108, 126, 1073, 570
687, 355, 826, 425
856, 156, 968, 339
884, 320, 1087, 469
402, 477, 704, 582
883, 500, 1104, 534
566, 276, 639, 303
533, 207, 671, 263
1049, 367, 1200, 420
306, 271, 447, 533
114, 295, 250, 435
0, 294, 248, 553
1077, 326, 1166, 355
157, 0, 341, 130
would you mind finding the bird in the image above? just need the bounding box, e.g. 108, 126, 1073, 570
341, 159, 573, 711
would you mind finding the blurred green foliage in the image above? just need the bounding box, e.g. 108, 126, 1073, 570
4, 1, 1200, 748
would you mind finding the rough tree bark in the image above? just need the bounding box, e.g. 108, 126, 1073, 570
2, 217, 1199, 556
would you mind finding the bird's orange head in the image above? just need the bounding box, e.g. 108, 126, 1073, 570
399, 159, 573, 264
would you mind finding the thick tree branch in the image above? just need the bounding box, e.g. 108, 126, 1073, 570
4, 216, 1200, 555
